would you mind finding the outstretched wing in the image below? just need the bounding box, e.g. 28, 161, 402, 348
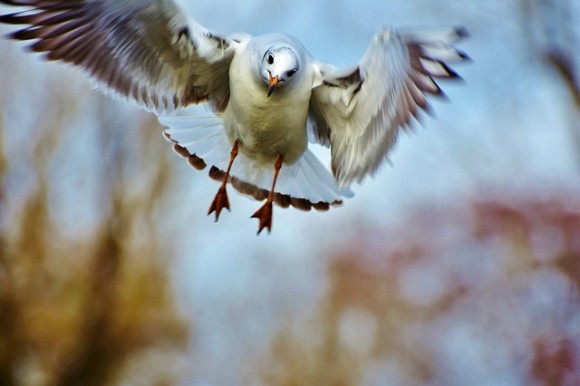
0, 0, 246, 113
309, 27, 469, 187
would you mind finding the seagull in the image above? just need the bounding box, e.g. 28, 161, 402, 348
0, 0, 469, 234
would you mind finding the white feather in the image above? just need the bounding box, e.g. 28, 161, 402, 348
159, 109, 351, 204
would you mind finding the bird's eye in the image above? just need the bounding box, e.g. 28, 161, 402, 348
267, 54, 274, 64
287, 69, 297, 77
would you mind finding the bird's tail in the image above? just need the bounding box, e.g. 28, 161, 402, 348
159, 108, 352, 211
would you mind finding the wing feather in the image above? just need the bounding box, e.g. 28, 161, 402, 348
310, 27, 468, 187
0, 0, 246, 113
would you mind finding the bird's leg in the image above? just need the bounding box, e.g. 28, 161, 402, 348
252, 154, 284, 234
208, 140, 239, 221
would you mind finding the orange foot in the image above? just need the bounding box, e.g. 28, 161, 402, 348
251, 200, 273, 235
208, 185, 230, 221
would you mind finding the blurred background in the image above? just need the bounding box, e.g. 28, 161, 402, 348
0, 0, 579, 385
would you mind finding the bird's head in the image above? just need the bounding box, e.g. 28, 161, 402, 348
260, 46, 300, 97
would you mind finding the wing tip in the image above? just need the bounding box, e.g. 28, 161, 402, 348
0, 14, 16, 25
454, 26, 469, 40
457, 49, 472, 62
437, 60, 466, 81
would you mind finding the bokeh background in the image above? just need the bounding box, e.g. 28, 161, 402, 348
1, 0, 579, 385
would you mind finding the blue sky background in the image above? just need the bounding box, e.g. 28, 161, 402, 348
1, 0, 579, 385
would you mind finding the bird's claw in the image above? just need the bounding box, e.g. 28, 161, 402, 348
251, 200, 273, 234
208, 185, 230, 221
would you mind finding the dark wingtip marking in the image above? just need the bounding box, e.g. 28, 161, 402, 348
171, 144, 206, 170
208, 165, 223, 181
455, 27, 469, 39
274, 193, 292, 208
291, 198, 312, 211
425, 80, 447, 99
172, 144, 190, 158
457, 49, 472, 62
162, 131, 175, 143
10, 27, 39, 41
187, 154, 207, 170
312, 202, 330, 211
177, 26, 190, 41
0, 13, 23, 25
436, 60, 463, 80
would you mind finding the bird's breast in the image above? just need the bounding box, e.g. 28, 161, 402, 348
225, 59, 312, 164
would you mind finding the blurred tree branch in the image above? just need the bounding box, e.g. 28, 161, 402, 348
0, 68, 189, 385
521, 0, 579, 107
546, 50, 580, 108
522, 0, 580, 171
262, 193, 580, 386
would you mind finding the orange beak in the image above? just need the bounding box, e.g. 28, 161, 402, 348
267, 72, 280, 97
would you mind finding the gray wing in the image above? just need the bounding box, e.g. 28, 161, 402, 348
0, 0, 246, 113
309, 27, 469, 187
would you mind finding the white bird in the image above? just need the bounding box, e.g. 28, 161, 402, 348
0, 0, 469, 234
